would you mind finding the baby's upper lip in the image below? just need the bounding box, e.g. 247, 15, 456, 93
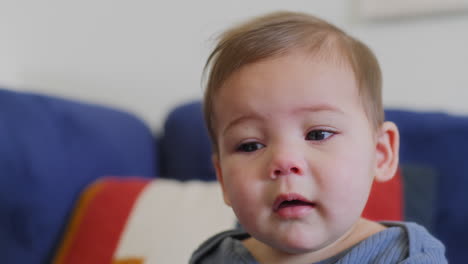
272, 193, 315, 211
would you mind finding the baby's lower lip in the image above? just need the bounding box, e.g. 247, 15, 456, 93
274, 203, 316, 219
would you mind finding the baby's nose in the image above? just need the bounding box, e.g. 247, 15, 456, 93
273, 166, 301, 178
269, 154, 305, 179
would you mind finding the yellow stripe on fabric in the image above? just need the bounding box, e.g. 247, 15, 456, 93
112, 257, 145, 264
52, 179, 106, 264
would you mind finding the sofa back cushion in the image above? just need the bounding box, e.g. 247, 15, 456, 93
386, 110, 468, 262
0, 88, 157, 264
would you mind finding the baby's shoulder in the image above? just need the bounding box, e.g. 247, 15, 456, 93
343, 221, 447, 264
189, 229, 254, 264
189, 223, 447, 264
396, 222, 447, 263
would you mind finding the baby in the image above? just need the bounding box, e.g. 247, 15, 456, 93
190, 11, 447, 263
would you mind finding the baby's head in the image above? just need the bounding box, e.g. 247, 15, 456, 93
204, 11, 384, 149
203, 11, 399, 260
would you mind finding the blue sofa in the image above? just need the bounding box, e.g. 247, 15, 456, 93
1, 88, 467, 263
0, 88, 157, 263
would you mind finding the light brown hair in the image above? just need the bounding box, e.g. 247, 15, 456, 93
203, 11, 383, 151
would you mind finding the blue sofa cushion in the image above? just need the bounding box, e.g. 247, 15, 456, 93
386, 109, 468, 263
159, 101, 214, 181
0, 88, 157, 264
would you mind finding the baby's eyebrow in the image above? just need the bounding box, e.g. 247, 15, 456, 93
222, 104, 343, 136
222, 114, 260, 136
291, 104, 345, 115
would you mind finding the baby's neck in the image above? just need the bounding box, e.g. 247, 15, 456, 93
242, 218, 386, 264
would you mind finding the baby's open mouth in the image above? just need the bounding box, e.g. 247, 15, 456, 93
273, 193, 316, 219
278, 199, 315, 209
273, 193, 316, 211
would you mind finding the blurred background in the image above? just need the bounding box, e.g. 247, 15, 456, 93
2, 2, 468, 263
1, 0, 467, 130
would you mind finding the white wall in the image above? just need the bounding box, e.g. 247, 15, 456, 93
1, 1, 467, 131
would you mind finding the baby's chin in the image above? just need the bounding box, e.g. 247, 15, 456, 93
262, 221, 372, 259
257, 228, 356, 261
271, 238, 332, 255
256, 232, 336, 256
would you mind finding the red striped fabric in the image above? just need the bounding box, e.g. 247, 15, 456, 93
53, 177, 150, 264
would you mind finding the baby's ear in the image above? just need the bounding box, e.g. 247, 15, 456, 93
374, 121, 400, 182
212, 154, 232, 207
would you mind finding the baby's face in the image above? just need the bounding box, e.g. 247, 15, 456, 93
212, 52, 379, 254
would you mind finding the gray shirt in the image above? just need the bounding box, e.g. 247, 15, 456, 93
190, 222, 447, 264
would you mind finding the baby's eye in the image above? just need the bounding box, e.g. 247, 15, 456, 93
305, 130, 334, 141
236, 142, 265, 152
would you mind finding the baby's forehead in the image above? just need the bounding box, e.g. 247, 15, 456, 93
219, 61, 364, 119
222, 48, 357, 87
218, 50, 359, 93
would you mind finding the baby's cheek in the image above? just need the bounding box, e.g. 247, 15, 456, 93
223, 172, 251, 207
224, 173, 263, 224
321, 160, 371, 209
229, 190, 260, 229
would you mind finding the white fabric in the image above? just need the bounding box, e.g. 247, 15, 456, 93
113, 179, 237, 263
